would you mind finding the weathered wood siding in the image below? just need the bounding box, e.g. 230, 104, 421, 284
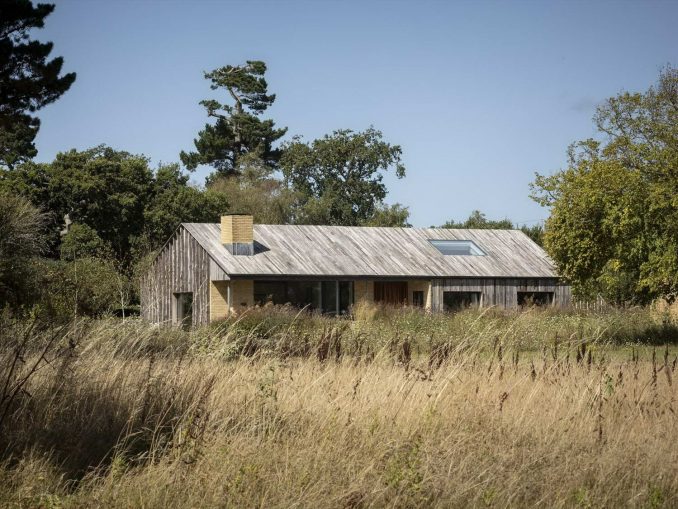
141, 226, 212, 326
431, 278, 571, 311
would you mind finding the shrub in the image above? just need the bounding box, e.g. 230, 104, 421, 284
0, 193, 45, 310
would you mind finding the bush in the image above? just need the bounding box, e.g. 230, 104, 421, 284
36, 258, 121, 320
0, 193, 45, 310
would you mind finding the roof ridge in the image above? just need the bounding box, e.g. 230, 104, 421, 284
182, 222, 525, 233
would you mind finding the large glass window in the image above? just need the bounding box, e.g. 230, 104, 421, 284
517, 292, 554, 307
253, 280, 353, 315
429, 240, 486, 256
443, 291, 481, 311
253, 281, 287, 305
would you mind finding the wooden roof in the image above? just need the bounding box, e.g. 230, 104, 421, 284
183, 223, 558, 279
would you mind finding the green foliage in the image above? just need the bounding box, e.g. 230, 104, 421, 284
442, 210, 513, 229
207, 154, 299, 224
180, 61, 287, 179
281, 127, 406, 226
364, 202, 411, 227
0, 146, 154, 260
0, 147, 231, 263
0, 192, 44, 308
37, 257, 120, 319
531, 66, 678, 303
519, 223, 544, 245
441, 210, 544, 245
0, 146, 233, 317
141, 163, 230, 250
0, 0, 76, 169
60, 223, 112, 261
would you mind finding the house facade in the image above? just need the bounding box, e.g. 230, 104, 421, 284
140, 215, 571, 327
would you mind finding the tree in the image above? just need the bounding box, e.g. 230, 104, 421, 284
207, 154, 299, 224
37, 257, 120, 319
281, 127, 406, 226
441, 210, 543, 245
141, 162, 230, 250
531, 66, 678, 303
0, 147, 231, 264
441, 210, 513, 229
364, 202, 411, 227
180, 61, 287, 179
0, 0, 76, 169
518, 223, 544, 246
34, 146, 154, 261
60, 223, 112, 261
0, 192, 44, 308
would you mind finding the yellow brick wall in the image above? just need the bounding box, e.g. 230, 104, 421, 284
354, 280, 374, 303
407, 280, 432, 310
210, 281, 229, 321
220, 215, 253, 244
209, 279, 254, 321
230, 280, 254, 313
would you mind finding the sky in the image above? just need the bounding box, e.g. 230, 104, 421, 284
33, 0, 678, 227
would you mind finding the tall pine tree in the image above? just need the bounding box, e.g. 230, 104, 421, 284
181, 60, 287, 179
0, 0, 76, 169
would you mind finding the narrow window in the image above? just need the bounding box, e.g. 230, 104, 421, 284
412, 290, 425, 307
173, 292, 193, 329
339, 281, 354, 315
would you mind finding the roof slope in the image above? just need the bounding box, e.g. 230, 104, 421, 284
183, 223, 558, 279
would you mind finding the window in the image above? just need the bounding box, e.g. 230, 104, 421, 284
443, 291, 480, 311
173, 292, 193, 329
517, 292, 554, 307
412, 290, 425, 307
253, 280, 353, 315
429, 240, 485, 256
254, 281, 287, 305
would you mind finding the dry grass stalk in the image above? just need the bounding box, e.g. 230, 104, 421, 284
0, 311, 677, 507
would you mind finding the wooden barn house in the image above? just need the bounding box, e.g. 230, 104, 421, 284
141, 214, 571, 327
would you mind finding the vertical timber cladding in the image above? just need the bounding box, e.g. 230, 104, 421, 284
430, 278, 569, 310
141, 226, 211, 326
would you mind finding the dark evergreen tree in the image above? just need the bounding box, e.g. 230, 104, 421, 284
180, 60, 287, 179
0, 0, 76, 169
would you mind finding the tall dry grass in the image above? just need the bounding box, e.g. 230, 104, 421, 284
1, 308, 677, 507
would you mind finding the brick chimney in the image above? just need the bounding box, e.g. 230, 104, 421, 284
221, 214, 254, 255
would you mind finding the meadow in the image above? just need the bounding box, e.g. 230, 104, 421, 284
1, 304, 678, 508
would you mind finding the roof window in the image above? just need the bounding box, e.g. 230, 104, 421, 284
429, 239, 486, 256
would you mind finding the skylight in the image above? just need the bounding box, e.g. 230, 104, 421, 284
429, 240, 486, 256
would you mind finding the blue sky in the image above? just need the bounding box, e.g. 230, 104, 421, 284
35, 0, 678, 227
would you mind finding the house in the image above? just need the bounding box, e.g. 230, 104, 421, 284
140, 214, 571, 327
